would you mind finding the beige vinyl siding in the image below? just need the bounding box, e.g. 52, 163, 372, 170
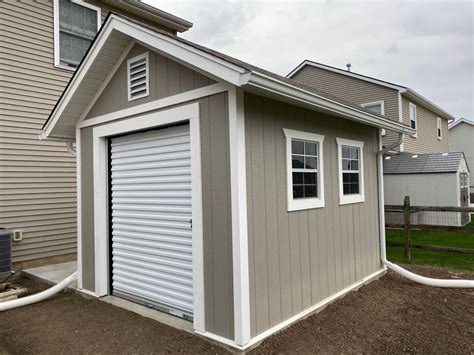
80, 50, 234, 339
449, 122, 474, 187
244, 93, 383, 337
0, 0, 178, 264
291, 65, 401, 147
0, 0, 76, 263
401, 96, 449, 154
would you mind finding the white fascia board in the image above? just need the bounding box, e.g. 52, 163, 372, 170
400, 89, 455, 121
287, 60, 405, 91
449, 118, 474, 130
244, 72, 416, 135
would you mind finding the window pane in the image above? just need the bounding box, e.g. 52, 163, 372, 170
342, 173, 360, 195
293, 172, 303, 185
292, 155, 304, 169
348, 173, 359, 184
303, 172, 316, 185
305, 156, 317, 169
350, 183, 360, 194
293, 185, 304, 199
305, 142, 317, 156
350, 160, 359, 170
292, 140, 304, 155
342, 146, 351, 159
304, 185, 317, 198
411, 120, 416, 129
365, 104, 382, 115
342, 158, 351, 170
350, 147, 359, 159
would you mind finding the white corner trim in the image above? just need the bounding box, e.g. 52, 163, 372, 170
228, 87, 251, 346
78, 82, 229, 129
77, 40, 135, 123
336, 137, 365, 205
53, 0, 101, 69
283, 128, 325, 211
76, 127, 82, 290
398, 92, 404, 152
90, 102, 205, 330
127, 52, 150, 101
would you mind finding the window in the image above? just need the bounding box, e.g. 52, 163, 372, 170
437, 117, 442, 140
362, 101, 385, 136
127, 53, 150, 101
54, 0, 101, 69
409, 102, 417, 135
336, 138, 365, 205
283, 129, 325, 211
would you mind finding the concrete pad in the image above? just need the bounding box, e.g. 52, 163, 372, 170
22, 261, 78, 289
101, 295, 194, 334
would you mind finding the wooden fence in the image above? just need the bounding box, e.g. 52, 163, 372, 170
385, 196, 474, 260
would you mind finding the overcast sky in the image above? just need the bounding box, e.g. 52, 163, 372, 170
145, 0, 473, 120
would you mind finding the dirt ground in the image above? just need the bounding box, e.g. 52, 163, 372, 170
0, 265, 473, 354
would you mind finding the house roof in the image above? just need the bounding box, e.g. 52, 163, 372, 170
287, 60, 455, 121
383, 152, 468, 175
96, 0, 193, 32
41, 13, 415, 141
448, 117, 474, 130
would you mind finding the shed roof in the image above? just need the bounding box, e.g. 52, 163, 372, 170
383, 152, 467, 175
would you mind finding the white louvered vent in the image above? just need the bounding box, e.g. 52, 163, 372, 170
127, 52, 149, 101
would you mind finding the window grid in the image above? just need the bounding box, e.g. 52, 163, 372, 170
409, 103, 417, 130
341, 146, 360, 195
291, 139, 318, 199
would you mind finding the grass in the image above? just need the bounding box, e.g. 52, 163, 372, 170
386, 215, 474, 271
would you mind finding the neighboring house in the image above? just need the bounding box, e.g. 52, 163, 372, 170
42, 14, 414, 350
0, 0, 192, 268
384, 152, 470, 226
287, 60, 455, 154
449, 118, 474, 204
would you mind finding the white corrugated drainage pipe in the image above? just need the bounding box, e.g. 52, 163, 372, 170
0, 271, 78, 312
377, 131, 474, 288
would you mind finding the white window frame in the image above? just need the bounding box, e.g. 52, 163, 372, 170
53, 0, 101, 71
361, 100, 385, 136
409, 102, 417, 136
437, 117, 442, 140
336, 137, 365, 205
283, 128, 325, 211
127, 52, 150, 101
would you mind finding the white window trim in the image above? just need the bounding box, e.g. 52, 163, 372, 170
127, 52, 150, 101
336, 137, 365, 205
283, 128, 325, 211
409, 102, 417, 137
361, 100, 385, 136
437, 117, 442, 140
53, 0, 101, 71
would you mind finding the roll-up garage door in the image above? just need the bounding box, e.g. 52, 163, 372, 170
110, 124, 193, 320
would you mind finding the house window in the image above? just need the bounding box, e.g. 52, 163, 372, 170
127, 53, 150, 101
362, 101, 385, 136
54, 0, 101, 69
437, 117, 442, 140
409, 102, 417, 134
283, 129, 325, 211
336, 138, 365, 205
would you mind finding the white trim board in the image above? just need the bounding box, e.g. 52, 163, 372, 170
90, 102, 205, 332
336, 137, 365, 205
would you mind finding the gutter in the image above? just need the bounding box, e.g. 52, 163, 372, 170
377, 131, 473, 288
246, 72, 416, 135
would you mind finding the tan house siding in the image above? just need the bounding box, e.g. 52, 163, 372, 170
244, 93, 383, 337
449, 122, 474, 187
291, 65, 401, 147
0, 0, 181, 264
401, 96, 449, 154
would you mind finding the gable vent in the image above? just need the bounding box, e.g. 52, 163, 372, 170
127, 52, 149, 101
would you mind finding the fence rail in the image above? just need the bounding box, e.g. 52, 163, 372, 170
385, 196, 474, 261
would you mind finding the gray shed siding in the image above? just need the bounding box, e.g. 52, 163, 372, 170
79, 49, 234, 340
449, 122, 474, 187
244, 93, 383, 337
86, 44, 215, 119
291, 65, 401, 147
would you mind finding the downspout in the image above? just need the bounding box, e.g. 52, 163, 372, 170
377, 131, 474, 287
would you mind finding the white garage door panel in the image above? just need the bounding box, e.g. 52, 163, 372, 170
110, 124, 193, 319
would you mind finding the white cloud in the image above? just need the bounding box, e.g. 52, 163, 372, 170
146, 0, 473, 119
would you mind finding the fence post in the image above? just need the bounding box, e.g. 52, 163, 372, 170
403, 196, 411, 260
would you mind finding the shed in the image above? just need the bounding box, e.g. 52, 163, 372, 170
41, 13, 414, 350
384, 152, 470, 226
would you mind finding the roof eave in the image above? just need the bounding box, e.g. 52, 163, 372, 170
245, 72, 415, 135
399, 89, 455, 121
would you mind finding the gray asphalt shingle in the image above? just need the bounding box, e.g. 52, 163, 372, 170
383, 152, 465, 174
